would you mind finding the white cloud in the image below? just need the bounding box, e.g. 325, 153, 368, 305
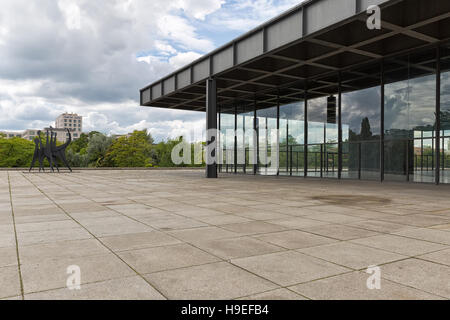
169, 51, 203, 69
156, 14, 215, 52
176, 0, 225, 20
0, 0, 304, 141
154, 41, 177, 55
209, 0, 304, 31
58, 0, 82, 30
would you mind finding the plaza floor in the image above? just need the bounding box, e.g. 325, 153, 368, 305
1, 169, 450, 300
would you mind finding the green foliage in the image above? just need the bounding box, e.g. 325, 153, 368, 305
0, 137, 35, 167
102, 130, 154, 167
0, 129, 205, 168
66, 149, 89, 167
68, 133, 89, 154
86, 133, 113, 166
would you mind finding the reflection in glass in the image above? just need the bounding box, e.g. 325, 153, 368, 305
440, 45, 450, 183
307, 96, 339, 178
219, 107, 235, 173
342, 86, 381, 180
257, 106, 278, 175
280, 102, 304, 176
236, 105, 255, 174
384, 50, 436, 183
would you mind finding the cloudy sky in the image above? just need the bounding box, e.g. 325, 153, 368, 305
0, 0, 303, 141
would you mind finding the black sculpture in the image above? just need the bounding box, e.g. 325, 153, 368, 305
29, 128, 72, 172
29, 135, 45, 172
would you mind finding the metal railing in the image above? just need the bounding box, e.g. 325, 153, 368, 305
219, 138, 450, 180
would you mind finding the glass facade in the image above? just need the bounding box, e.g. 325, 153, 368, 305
440, 44, 450, 183
218, 43, 449, 184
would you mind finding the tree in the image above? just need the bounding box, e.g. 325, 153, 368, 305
360, 117, 373, 140
102, 130, 154, 167
0, 137, 35, 167
86, 133, 113, 166
68, 132, 89, 154
66, 149, 89, 167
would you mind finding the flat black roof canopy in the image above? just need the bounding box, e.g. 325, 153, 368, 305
140, 0, 450, 113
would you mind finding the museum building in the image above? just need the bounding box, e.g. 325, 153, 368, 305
141, 0, 450, 184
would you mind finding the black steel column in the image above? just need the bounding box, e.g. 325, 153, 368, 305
234, 105, 238, 174
218, 106, 221, 173
436, 46, 441, 185
277, 96, 280, 176
206, 78, 218, 178
253, 99, 258, 175
304, 84, 308, 177
338, 72, 343, 179
286, 119, 289, 174
380, 60, 385, 182
243, 106, 246, 174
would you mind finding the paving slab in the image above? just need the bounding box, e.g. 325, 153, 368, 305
0, 247, 18, 268
394, 228, 450, 245
238, 288, 308, 300
193, 237, 285, 260
289, 271, 443, 300
25, 276, 166, 300
301, 224, 380, 241
17, 227, 92, 246
145, 262, 278, 300
99, 231, 181, 252
347, 220, 418, 233
19, 239, 109, 264
381, 258, 450, 298
21, 253, 134, 293
167, 226, 239, 243
351, 234, 448, 256
117, 243, 220, 274
254, 230, 337, 250
298, 242, 406, 270
417, 248, 450, 266
0, 266, 21, 299
231, 251, 350, 286
220, 221, 288, 235
194, 214, 252, 226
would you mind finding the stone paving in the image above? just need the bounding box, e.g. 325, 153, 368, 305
1, 169, 450, 300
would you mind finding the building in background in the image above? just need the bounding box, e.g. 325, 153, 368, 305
1, 112, 83, 142
43, 127, 73, 142
49, 112, 83, 142
21, 129, 38, 141
0, 129, 39, 140
0, 131, 23, 139
55, 112, 82, 140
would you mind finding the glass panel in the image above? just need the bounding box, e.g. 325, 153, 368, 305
280, 101, 304, 176
219, 107, 235, 173
384, 49, 436, 182
307, 145, 322, 178
307, 96, 338, 178
236, 105, 245, 173
244, 107, 255, 174
340, 62, 381, 180
323, 143, 338, 178
257, 105, 278, 176
341, 84, 381, 180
